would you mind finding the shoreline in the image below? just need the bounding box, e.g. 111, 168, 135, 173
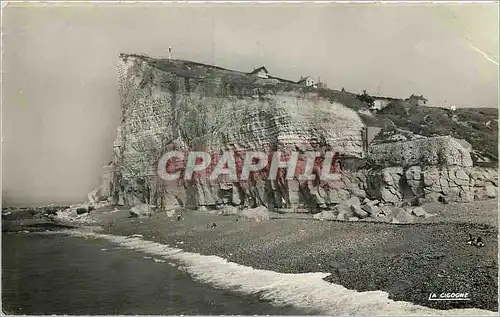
3, 199, 498, 313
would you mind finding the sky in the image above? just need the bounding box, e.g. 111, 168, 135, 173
1, 2, 498, 206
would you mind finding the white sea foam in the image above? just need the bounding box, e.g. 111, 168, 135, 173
153, 258, 166, 263
68, 231, 496, 316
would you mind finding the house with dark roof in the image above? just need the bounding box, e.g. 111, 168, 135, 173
297, 76, 317, 88
249, 66, 269, 79
406, 94, 428, 106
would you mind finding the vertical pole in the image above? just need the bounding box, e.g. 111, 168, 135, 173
362, 127, 368, 157
211, 11, 215, 65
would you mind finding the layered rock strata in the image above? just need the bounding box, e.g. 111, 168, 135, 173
110, 54, 365, 211
362, 165, 498, 204
368, 136, 473, 168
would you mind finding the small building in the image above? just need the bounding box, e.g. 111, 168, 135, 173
249, 66, 269, 79
297, 76, 317, 88
317, 82, 328, 89
406, 94, 428, 106
371, 98, 391, 111
368, 95, 399, 111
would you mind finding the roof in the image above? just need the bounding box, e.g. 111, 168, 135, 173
408, 94, 428, 101
371, 96, 398, 101
297, 76, 312, 83
250, 66, 268, 74
268, 75, 296, 84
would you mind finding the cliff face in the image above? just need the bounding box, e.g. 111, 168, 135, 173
91, 54, 497, 213
368, 136, 473, 168
362, 165, 497, 204
111, 54, 365, 211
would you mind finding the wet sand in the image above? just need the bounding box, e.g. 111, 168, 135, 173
86, 199, 498, 312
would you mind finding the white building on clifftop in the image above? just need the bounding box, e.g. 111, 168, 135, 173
297, 76, 316, 88
249, 66, 269, 79
406, 94, 428, 106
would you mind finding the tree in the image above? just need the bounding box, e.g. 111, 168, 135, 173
357, 90, 374, 107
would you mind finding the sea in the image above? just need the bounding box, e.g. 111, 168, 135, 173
1, 233, 309, 315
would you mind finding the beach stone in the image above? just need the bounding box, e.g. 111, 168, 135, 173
391, 208, 415, 223
197, 206, 209, 212
129, 203, 152, 218
364, 198, 380, 206
485, 185, 497, 198
379, 205, 394, 217
411, 206, 426, 218
328, 188, 351, 204
340, 196, 361, 208
350, 205, 368, 218
240, 206, 270, 222
362, 204, 379, 216
313, 210, 337, 221
76, 207, 89, 215
360, 217, 375, 222
336, 213, 347, 221
438, 196, 449, 204
336, 196, 360, 220
424, 212, 437, 219
375, 214, 391, 223
220, 205, 239, 215
337, 208, 354, 220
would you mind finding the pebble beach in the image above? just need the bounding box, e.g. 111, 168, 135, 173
84, 199, 499, 312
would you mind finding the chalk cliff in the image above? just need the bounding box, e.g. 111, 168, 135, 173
110, 54, 365, 211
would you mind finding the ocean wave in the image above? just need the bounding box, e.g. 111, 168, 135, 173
66, 231, 496, 316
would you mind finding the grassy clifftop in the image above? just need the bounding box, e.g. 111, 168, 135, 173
121, 53, 302, 95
